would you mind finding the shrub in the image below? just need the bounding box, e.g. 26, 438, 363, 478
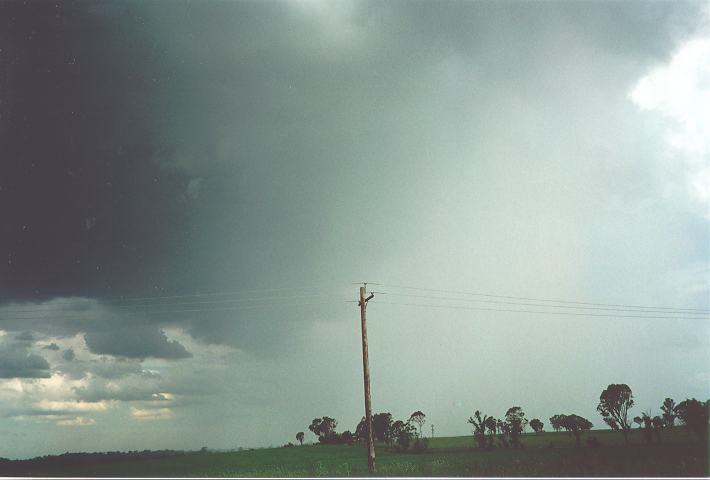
412, 437, 429, 453
340, 431, 354, 445
396, 430, 412, 451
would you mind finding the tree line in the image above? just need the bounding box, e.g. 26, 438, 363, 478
466, 384, 709, 450
297, 384, 708, 452
295, 411, 429, 452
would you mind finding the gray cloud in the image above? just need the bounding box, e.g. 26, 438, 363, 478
0, 344, 51, 379
42, 354, 149, 383
89, 357, 145, 379
84, 326, 191, 359
43, 343, 60, 351
14, 331, 34, 343
0, 298, 116, 338
0, 299, 195, 361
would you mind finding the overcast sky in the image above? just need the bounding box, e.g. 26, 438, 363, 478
0, 0, 709, 459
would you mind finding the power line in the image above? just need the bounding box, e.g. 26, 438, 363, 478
371, 291, 709, 316
367, 282, 709, 313
374, 300, 707, 320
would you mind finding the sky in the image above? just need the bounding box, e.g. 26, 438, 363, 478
0, 0, 709, 460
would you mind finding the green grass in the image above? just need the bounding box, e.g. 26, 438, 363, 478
2, 427, 707, 477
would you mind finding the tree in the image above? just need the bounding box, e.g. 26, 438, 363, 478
391, 420, 416, 451
559, 414, 593, 447
308, 417, 338, 444
603, 417, 618, 430
372, 412, 393, 444
340, 430, 354, 444
484, 416, 498, 436
496, 419, 510, 448
640, 412, 653, 443
529, 418, 544, 433
675, 398, 709, 442
467, 410, 491, 450
597, 384, 634, 443
409, 411, 426, 438
504, 406, 527, 448
633, 416, 643, 430
296, 432, 304, 446
549, 414, 564, 433
354, 417, 365, 443
661, 398, 677, 427
390, 420, 404, 437
652, 415, 664, 443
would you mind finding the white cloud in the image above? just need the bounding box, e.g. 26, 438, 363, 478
630, 37, 710, 215
30, 372, 90, 401
0, 378, 24, 394
130, 407, 173, 421
34, 400, 109, 412
56, 416, 96, 426
151, 392, 175, 402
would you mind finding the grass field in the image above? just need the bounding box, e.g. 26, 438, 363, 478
2, 427, 707, 476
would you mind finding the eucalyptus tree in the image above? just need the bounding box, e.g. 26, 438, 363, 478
560, 414, 593, 447
467, 410, 491, 450
661, 398, 677, 427
597, 384, 634, 443
675, 398, 709, 442
409, 411, 426, 438
504, 406, 527, 448
529, 418, 544, 433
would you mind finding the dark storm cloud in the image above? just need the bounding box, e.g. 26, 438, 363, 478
84, 326, 191, 359
43, 343, 60, 351
2, 0, 701, 304
0, 1, 196, 300
0, 343, 51, 379
0, 0, 705, 364
61, 348, 75, 361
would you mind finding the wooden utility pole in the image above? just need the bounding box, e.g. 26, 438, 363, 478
359, 285, 376, 473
